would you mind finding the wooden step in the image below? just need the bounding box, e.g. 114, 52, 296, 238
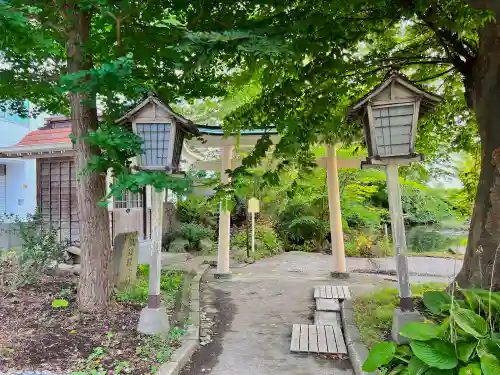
313, 285, 351, 300
290, 324, 347, 354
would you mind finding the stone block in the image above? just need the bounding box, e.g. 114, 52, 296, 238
391, 308, 424, 344
112, 231, 139, 286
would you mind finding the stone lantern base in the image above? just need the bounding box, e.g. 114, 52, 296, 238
138, 306, 170, 335
391, 308, 423, 344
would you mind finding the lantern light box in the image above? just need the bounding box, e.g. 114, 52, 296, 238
348, 73, 442, 160
117, 93, 199, 171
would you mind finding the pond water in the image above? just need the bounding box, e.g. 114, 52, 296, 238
406, 226, 468, 254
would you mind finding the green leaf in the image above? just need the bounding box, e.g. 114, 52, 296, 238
410, 340, 458, 369
409, 356, 429, 375
477, 339, 500, 359
459, 362, 481, 375
362, 341, 397, 372
481, 356, 500, 375
452, 307, 488, 338
401, 322, 443, 341
457, 341, 477, 362
424, 370, 455, 375
51, 299, 69, 308
423, 291, 452, 315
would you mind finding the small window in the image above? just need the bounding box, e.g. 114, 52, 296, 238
113, 189, 144, 209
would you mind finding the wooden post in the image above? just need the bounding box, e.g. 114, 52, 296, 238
251, 212, 256, 254
216, 146, 232, 278
384, 223, 390, 257
148, 188, 164, 308
326, 144, 347, 276
385, 163, 412, 311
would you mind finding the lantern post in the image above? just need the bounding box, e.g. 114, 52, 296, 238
348, 73, 442, 343
117, 94, 199, 334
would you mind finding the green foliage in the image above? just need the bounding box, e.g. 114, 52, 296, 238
114, 270, 183, 306
407, 227, 458, 253
51, 299, 69, 308
176, 196, 218, 228
177, 223, 213, 251
365, 288, 500, 374
231, 225, 283, 261
1, 213, 65, 286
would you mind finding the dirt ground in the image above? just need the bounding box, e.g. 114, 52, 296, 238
0, 274, 180, 374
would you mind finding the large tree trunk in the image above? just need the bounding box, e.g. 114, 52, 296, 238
65, 6, 113, 311
455, 14, 500, 291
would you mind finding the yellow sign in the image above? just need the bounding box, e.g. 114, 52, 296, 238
248, 197, 260, 213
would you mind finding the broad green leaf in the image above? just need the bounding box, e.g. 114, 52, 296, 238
409, 356, 429, 375
457, 341, 478, 362
410, 340, 458, 369
481, 356, 500, 375
459, 362, 481, 375
424, 369, 455, 375
362, 341, 396, 372
401, 322, 442, 341
477, 339, 500, 359
51, 299, 69, 308
452, 307, 488, 338
423, 291, 452, 315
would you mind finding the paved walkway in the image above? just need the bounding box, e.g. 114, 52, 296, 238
179, 252, 446, 375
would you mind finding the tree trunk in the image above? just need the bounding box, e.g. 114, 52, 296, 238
455, 16, 500, 291
65, 6, 113, 311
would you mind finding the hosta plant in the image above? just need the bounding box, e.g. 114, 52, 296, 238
363, 288, 500, 375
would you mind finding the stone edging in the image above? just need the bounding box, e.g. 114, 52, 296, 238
158, 264, 210, 375
340, 300, 377, 375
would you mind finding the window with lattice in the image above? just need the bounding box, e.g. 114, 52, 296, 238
113, 189, 144, 209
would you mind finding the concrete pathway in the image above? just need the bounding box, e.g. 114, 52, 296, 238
346, 255, 462, 278
178, 252, 435, 375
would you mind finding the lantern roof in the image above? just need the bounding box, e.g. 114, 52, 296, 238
348, 72, 443, 120
116, 92, 200, 135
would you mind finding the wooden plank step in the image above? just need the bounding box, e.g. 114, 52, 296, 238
316, 298, 340, 311
314, 285, 351, 300
290, 324, 347, 354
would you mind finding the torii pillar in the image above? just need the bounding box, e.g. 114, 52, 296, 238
214, 145, 233, 279
325, 144, 348, 278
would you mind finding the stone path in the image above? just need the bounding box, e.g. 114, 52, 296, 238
178, 252, 435, 375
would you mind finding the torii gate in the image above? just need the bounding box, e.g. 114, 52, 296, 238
185, 125, 363, 279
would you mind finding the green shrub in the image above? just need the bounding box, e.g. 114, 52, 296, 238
231, 225, 283, 261
178, 223, 213, 250
176, 196, 218, 228
363, 288, 500, 374
0, 213, 65, 286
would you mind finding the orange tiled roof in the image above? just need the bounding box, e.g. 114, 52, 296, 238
16, 127, 72, 146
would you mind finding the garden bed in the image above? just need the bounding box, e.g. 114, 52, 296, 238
0, 270, 186, 374
352, 282, 446, 347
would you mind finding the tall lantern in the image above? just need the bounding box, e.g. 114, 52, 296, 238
349, 73, 442, 343
117, 93, 199, 335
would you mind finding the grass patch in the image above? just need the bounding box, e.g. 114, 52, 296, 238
352, 282, 447, 348
114, 268, 184, 308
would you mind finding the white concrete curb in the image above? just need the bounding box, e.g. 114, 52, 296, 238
158, 264, 210, 375
340, 300, 378, 375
